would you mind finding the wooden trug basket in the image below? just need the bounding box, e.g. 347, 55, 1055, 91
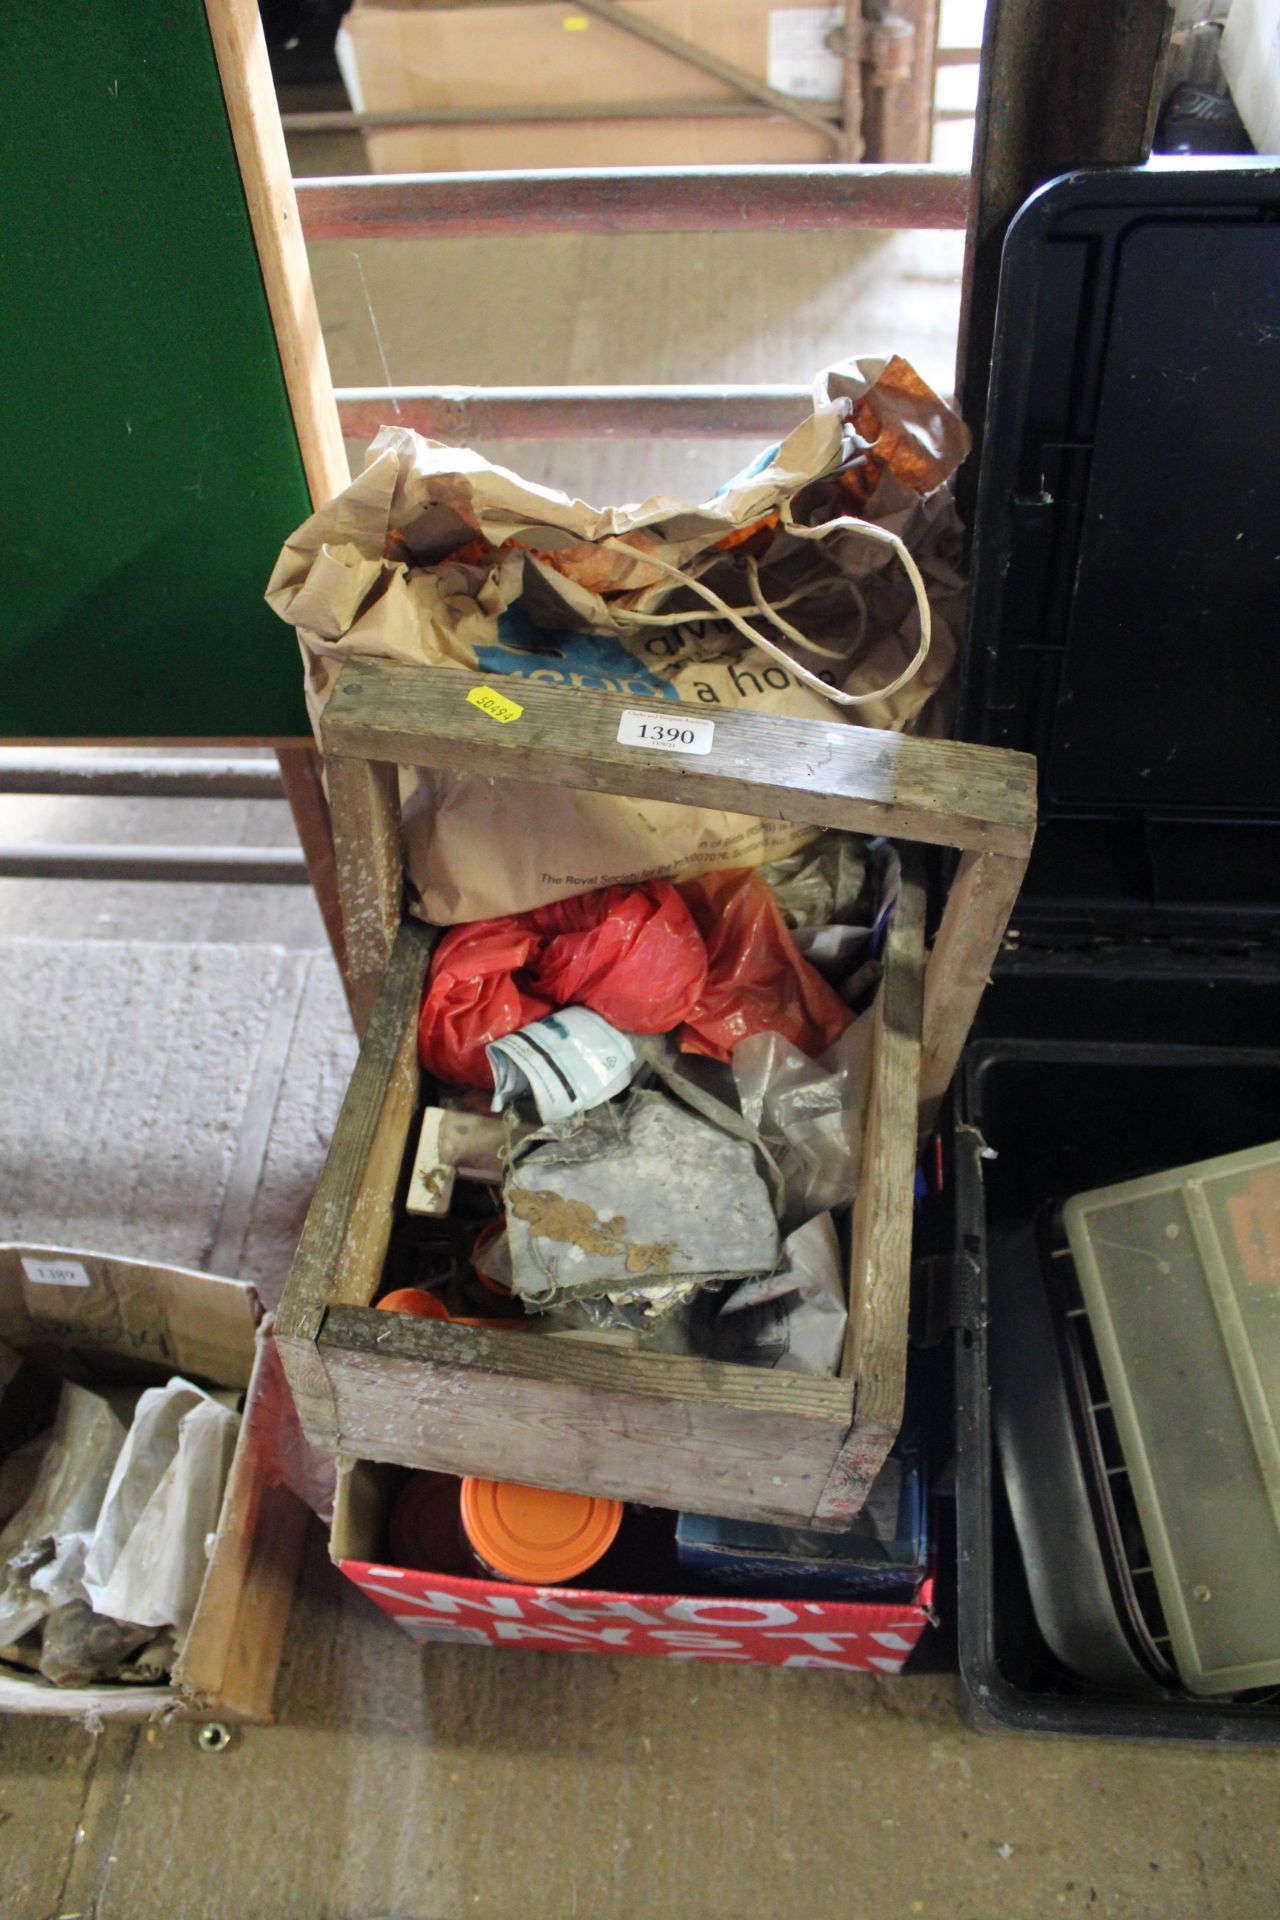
277, 663, 1034, 1527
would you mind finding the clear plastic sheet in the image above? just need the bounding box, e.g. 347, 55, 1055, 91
732, 1018, 876, 1233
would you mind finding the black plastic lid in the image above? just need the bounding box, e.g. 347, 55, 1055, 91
960, 160, 1280, 943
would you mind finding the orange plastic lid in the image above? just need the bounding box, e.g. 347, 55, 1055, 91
377, 1287, 450, 1319
460, 1477, 622, 1584
377, 1286, 515, 1331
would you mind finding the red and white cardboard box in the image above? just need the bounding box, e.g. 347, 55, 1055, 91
333, 1461, 933, 1672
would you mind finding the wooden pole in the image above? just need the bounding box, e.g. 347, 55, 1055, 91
204, 0, 355, 1012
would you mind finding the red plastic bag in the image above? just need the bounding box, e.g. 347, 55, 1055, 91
524, 883, 708, 1033
418, 919, 553, 1088
679, 869, 854, 1065
419, 881, 707, 1088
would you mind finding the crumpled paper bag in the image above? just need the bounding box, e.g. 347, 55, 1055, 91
83, 1378, 239, 1637
267, 355, 970, 924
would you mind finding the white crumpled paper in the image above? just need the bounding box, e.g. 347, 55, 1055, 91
487, 1006, 639, 1124
715, 1212, 848, 1377
0, 1382, 127, 1647
83, 1378, 239, 1637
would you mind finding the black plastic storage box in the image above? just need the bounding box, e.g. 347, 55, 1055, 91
951, 161, 1280, 1743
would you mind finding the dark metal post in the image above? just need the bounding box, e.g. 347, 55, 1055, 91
955, 0, 1173, 500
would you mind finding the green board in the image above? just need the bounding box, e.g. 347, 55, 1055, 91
3, 3, 315, 738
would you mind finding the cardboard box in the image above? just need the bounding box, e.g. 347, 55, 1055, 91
0, 1246, 306, 1722
338, 1, 843, 172
332, 1461, 933, 1670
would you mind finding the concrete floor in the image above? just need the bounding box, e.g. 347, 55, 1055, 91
2, 112, 1279, 1920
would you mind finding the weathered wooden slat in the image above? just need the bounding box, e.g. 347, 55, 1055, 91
321, 1307, 851, 1419
173, 1334, 308, 1723
919, 847, 1027, 1117
275, 744, 351, 1009
814, 864, 925, 1525
318, 1337, 850, 1527
276, 920, 433, 1443
326, 752, 404, 1036
321, 661, 1037, 860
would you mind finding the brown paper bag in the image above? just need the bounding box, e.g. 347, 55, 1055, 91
267, 356, 970, 924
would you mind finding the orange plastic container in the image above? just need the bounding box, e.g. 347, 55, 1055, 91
376, 1286, 513, 1331
377, 1287, 450, 1320
460, 1477, 623, 1584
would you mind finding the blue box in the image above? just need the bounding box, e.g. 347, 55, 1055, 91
676, 1399, 928, 1604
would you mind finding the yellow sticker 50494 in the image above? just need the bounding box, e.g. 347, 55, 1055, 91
465, 685, 524, 724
